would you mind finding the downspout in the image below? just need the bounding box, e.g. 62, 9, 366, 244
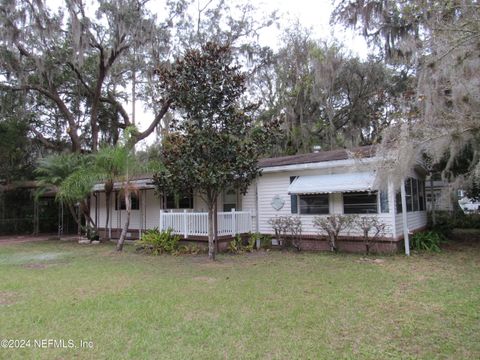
400, 179, 410, 256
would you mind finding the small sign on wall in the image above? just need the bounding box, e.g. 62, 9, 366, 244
271, 195, 285, 211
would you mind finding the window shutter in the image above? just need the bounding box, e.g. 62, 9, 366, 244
290, 176, 298, 213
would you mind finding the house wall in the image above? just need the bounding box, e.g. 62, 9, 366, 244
91, 187, 232, 237
89, 163, 427, 249
393, 173, 429, 239
242, 165, 427, 241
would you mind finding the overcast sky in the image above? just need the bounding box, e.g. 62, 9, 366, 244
255, 0, 368, 56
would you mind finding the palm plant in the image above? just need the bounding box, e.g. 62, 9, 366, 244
34, 153, 93, 232
91, 146, 130, 240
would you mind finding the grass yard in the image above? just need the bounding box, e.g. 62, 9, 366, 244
0, 240, 479, 359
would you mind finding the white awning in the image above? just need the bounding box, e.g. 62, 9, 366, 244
288, 172, 377, 194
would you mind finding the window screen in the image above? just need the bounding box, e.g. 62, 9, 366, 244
343, 191, 378, 214
299, 194, 329, 214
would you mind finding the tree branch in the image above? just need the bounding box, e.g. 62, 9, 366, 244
135, 99, 173, 141
30, 127, 58, 149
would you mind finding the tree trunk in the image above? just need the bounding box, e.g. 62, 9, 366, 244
67, 203, 81, 230
117, 189, 131, 251
214, 200, 218, 254
104, 189, 112, 240
208, 205, 215, 260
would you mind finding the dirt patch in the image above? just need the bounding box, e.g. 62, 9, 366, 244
193, 276, 217, 284
23, 263, 50, 269
357, 257, 386, 265
184, 310, 220, 321
0, 291, 18, 305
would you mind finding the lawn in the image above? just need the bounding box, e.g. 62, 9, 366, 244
0, 240, 479, 359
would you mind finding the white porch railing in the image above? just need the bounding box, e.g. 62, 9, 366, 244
159, 209, 252, 238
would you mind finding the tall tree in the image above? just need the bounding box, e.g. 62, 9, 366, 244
0, 0, 185, 152
258, 24, 405, 154
332, 0, 480, 186
153, 42, 278, 260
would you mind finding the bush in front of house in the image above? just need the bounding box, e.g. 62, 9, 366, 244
428, 211, 480, 238
313, 215, 356, 252
268, 216, 302, 250
228, 234, 255, 253
136, 228, 180, 255
249, 232, 272, 250
354, 217, 388, 254
411, 231, 447, 252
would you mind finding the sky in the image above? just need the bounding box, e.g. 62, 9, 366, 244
254, 0, 368, 56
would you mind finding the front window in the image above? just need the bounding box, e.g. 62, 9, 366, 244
343, 191, 378, 214
115, 192, 139, 210
165, 190, 193, 209
298, 194, 329, 214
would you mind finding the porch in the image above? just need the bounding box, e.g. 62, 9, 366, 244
159, 209, 252, 239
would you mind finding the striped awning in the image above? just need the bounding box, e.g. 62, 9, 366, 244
288, 172, 376, 194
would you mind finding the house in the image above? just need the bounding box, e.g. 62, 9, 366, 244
90, 145, 428, 253
425, 180, 455, 211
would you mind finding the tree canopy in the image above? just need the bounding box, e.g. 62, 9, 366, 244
153, 42, 279, 259
332, 0, 480, 187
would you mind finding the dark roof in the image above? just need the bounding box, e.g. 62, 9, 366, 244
258, 145, 376, 168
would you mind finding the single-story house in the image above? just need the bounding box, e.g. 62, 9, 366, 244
90, 145, 428, 253
425, 180, 456, 211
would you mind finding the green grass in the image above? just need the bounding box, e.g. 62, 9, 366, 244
0, 240, 479, 359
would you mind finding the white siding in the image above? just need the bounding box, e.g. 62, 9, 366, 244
144, 189, 160, 229
394, 212, 428, 237
249, 166, 396, 237
241, 180, 257, 231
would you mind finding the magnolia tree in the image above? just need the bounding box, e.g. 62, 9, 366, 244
153, 42, 279, 260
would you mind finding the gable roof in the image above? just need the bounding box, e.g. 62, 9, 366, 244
258, 145, 376, 168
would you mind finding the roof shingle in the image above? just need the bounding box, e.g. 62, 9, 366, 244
258, 145, 376, 168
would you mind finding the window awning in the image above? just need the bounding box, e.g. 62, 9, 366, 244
288, 172, 377, 195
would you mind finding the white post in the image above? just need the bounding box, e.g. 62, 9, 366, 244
231, 208, 236, 235
400, 179, 410, 256
109, 196, 112, 239
159, 209, 163, 231
183, 209, 188, 239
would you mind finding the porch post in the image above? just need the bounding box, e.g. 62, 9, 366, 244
159, 210, 163, 231
183, 209, 188, 239
139, 190, 142, 239
231, 208, 236, 235
108, 196, 112, 239
400, 178, 410, 256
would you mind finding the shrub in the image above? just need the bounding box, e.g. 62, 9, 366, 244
428, 211, 456, 237
174, 244, 203, 255
411, 231, 447, 252
268, 216, 302, 250
136, 228, 180, 255
428, 211, 480, 237
249, 232, 272, 249
354, 217, 387, 254
313, 215, 356, 252
228, 234, 255, 254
